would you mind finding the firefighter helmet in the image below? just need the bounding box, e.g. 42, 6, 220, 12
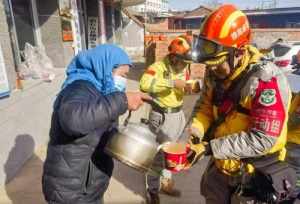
192, 4, 251, 63
168, 35, 193, 62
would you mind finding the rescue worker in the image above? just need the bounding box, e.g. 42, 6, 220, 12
140, 35, 199, 204
184, 4, 294, 204
285, 50, 300, 201
286, 92, 300, 202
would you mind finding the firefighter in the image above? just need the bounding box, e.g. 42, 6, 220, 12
286, 50, 300, 202
140, 35, 199, 204
184, 4, 295, 204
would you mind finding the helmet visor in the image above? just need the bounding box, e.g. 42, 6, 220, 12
173, 51, 193, 64
191, 36, 225, 63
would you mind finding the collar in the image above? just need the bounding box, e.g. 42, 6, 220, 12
227, 45, 262, 82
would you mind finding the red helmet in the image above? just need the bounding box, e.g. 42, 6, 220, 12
192, 4, 251, 63
168, 35, 192, 62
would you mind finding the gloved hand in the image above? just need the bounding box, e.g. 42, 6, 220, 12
184, 135, 212, 169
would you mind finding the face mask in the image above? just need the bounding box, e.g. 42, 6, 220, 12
113, 75, 127, 92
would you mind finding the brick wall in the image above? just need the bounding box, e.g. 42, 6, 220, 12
148, 28, 300, 48
251, 29, 300, 49
145, 18, 169, 31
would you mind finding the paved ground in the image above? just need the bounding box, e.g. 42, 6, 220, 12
0, 65, 208, 204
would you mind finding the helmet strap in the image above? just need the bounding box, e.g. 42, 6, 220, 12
228, 48, 236, 72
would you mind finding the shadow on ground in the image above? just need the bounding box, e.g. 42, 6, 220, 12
4, 134, 46, 204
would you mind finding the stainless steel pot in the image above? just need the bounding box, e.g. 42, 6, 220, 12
105, 100, 165, 173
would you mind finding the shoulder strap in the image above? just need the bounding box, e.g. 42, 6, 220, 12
202, 65, 258, 142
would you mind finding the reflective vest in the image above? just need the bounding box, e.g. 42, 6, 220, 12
140, 57, 192, 108
287, 93, 300, 144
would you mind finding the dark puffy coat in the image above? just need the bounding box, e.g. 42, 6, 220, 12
42, 80, 127, 204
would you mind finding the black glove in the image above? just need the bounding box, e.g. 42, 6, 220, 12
185, 136, 212, 169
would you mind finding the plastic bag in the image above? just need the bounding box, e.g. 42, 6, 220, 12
18, 43, 55, 82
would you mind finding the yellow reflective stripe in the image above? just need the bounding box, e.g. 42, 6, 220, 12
205, 55, 228, 66
219, 10, 245, 39
177, 37, 190, 50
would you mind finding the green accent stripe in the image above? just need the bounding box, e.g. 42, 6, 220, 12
296, 180, 300, 187
150, 78, 156, 93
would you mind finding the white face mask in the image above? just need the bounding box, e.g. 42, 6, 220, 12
113, 75, 127, 92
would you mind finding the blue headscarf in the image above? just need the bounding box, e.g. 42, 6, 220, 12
62, 44, 132, 95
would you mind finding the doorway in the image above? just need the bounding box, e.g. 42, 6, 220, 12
9, 0, 41, 60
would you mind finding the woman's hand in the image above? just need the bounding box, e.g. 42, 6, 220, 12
126, 92, 152, 111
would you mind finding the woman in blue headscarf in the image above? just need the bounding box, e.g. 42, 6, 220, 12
42, 44, 150, 204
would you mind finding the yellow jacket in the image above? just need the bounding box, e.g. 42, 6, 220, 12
191, 45, 291, 175
287, 93, 300, 144
140, 57, 191, 108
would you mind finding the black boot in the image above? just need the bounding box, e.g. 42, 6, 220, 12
146, 189, 160, 204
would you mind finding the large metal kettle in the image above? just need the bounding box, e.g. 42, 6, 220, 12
104, 100, 165, 173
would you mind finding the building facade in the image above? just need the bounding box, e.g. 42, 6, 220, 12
131, 0, 168, 14
246, 7, 300, 28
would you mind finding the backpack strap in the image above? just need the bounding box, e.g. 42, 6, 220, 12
203, 66, 258, 142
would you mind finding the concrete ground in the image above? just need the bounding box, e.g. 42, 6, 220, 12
0, 65, 208, 204
0, 148, 209, 204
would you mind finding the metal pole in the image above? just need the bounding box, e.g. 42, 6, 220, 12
143, 2, 147, 57
30, 0, 43, 47
98, 0, 107, 44
111, 3, 116, 43
6, 0, 21, 68
71, 0, 83, 54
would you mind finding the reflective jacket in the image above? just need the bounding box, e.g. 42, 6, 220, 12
191, 45, 291, 175
140, 57, 191, 108
287, 93, 300, 144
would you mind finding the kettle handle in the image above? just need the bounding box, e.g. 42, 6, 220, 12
124, 111, 132, 127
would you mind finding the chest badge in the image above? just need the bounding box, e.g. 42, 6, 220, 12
259, 89, 277, 106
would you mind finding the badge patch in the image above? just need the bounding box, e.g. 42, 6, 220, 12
259, 89, 277, 106
146, 69, 156, 76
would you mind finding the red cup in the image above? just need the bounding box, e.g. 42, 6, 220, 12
162, 143, 189, 173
